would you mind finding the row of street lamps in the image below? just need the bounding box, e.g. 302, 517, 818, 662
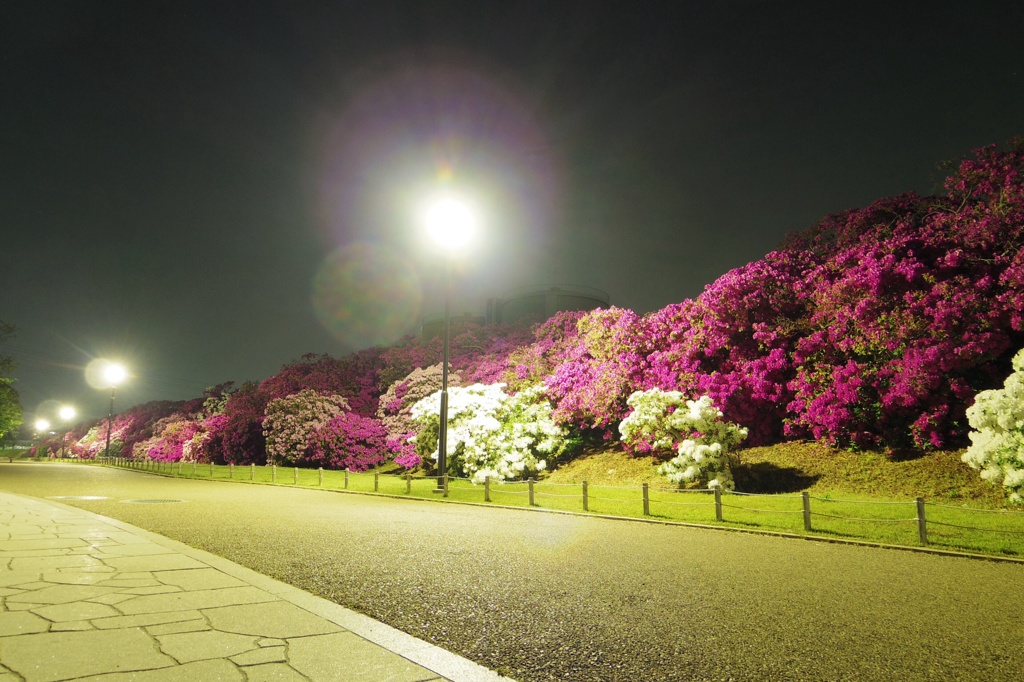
35, 194, 469, 474
35, 361, 127, 459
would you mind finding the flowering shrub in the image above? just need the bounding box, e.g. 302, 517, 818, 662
504, 311, 586, 391
409, 383, 571, 483
636, 251, 810, 446
201, 382, 271, 464
262, 390, 350, 465
69, 400, 181, 459
962, 349, 1024, 503
377, 364, 462, 441
544, 308, 644, 435
619, 389, 748, 489
128, 385, 234, 463
306, 411, 390, 471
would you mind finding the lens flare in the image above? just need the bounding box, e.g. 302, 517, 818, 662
312, 243, 423, 348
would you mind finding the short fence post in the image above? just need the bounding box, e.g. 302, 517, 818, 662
916, 497, 928, 545
802, 492, 812, 531
374, 472, 379, 492
642, 483, 650, 516
344, 469, 349, 489
229, 463, 234, 479
272, 465, 277, 483
209, 462, 214, 477
294, 467, 298, 485
484, 476, 491, 503
528, 478, 535, 506
319, 467, 324, 487
714, 487, 723, 522
250, 463, 255, 480
192, 462, 196, 475
443, 474, 449, 498
582, 480, 589, 511
406, 473, 411, 494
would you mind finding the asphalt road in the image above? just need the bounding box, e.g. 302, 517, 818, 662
1, 463, 1021, 681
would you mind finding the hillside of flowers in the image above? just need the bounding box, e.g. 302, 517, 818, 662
37, 141, 1024, 497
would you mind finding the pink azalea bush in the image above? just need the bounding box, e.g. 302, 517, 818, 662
543, 307, 644, 436
305, 411, 390, 471
262, 389, 350, 465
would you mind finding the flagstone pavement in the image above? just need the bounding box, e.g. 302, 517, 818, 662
0, 492, 510, 682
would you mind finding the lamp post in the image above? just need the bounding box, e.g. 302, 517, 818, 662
58, 405, 76, 459
102, 363, 127, 460
422, 195, 476, 492
33, 419, 51, 459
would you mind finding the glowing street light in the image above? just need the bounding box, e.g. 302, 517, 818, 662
101, 362, 127, 461
58, 405, 77, 459
34, 418, 51, 435
420, 193, 477, 492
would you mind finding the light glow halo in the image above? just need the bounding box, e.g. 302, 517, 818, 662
103, 362, 127, 387
86, 359, 129, 389
421, 194, 477, 253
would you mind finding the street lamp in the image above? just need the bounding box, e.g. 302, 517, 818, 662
102, 363, 127, 461
422, 194, 476, 492
58, 405, 76, 459
33, 419, 51, 458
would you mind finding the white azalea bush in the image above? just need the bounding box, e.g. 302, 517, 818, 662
619, 388, 748, 489
962, 348, 1024, 504
409, 382, 573, 483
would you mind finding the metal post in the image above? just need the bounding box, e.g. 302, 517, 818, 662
443, 474, 449, 498
319, 467, 324, 487
406, 473, 411, 494
802, 492, 812, 531
345, 469, 349, 489
484, 476, 491, 502
582, 480, 589, 511
374, 472, 379, 492
528, 478, 535, 506
209, 462, 214, 477
294, 467, 298, 485
272, 465, 277, 483
714, 487, 723, 522
230, 463, 234, 479
916, 497, 928, 545
250, 463, 255, 480
642, 483, 650, 516
436, 258, 452, 493
103, 385, 116, 460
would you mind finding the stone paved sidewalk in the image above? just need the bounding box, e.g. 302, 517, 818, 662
0, 492, 510, 682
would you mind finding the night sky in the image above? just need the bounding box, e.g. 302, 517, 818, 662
4, 1, 1024, 422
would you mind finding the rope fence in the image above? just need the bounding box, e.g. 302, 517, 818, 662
82, 455, 1024, 555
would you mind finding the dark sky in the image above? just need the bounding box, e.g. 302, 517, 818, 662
4, 1, 1024, 422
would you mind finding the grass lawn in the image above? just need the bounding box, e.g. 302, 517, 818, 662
0, 447, 35, 461
79, 441, 1024, 559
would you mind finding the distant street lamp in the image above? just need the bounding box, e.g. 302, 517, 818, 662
33, 418, 51, 458
34, 419, 51, 438
102, 363, 127, 460
422, 195, 476, 492
58, 405, 77, 459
